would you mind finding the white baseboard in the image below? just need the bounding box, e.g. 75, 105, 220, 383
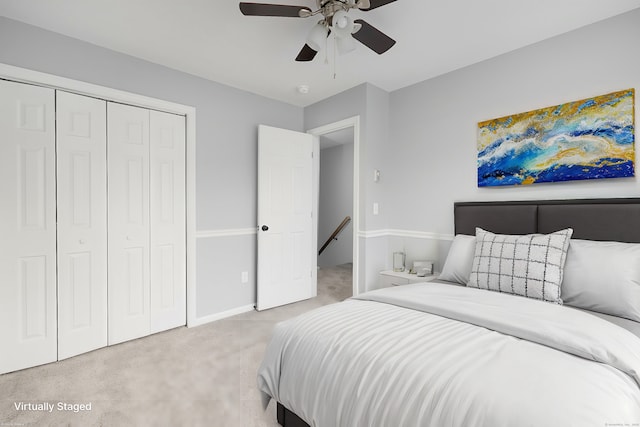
188, 304, 255, 327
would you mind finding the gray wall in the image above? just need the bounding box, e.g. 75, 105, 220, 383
389, 9, 640, 234
318, 141, 353, 268
0, 17, 304, 318
386, 8, 640, 270
306, 9, 640, 286
2, 7, 639, 311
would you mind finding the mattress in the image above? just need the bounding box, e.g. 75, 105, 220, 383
258, 282, 640, 427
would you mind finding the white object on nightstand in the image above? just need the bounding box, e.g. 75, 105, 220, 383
379, 270, 438, 287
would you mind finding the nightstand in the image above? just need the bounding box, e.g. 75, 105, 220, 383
379, 270, 438, 288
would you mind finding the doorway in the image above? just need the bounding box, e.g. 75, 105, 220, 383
307, 116, 360, 298
317, 128, 354, 299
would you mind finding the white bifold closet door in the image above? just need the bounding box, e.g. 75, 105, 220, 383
108, 103, 186, 345
108, 103, 151, 345
56, 91, 108, 360
149, 110, 186, 334
0, 80, 57, 374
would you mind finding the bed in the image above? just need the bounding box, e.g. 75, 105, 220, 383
258, 198, 640, 427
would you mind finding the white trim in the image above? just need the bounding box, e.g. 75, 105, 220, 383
0, 63, 199, 329
311, 135, 320, 298
189, 304, 255, 327
196, 228, 258, 238
387, 229, 454, 240
358, 229, 389, 239
359, 229, 455, 241
0, 63, 190, 115
307, 116, 361, 296
186, 114, 197, 328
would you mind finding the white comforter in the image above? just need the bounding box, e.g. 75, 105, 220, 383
258, 283, 640, 427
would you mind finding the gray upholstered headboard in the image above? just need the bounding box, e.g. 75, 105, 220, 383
454, 198, 640, 243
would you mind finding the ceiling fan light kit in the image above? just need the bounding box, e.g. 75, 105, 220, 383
332, 9, 352, 33
336, 33, 356, 55
239, 0, 397, 62
307, 22, 329, 51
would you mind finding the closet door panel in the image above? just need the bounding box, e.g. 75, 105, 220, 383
56, 91, 108, 360
150, 111, 186, 333
0, 80, 57, 374
108, 103, 151, 345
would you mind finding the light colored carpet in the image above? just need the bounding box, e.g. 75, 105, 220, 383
0, 263, 353, 426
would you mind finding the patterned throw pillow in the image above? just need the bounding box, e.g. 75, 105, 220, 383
468, 227, 573, 303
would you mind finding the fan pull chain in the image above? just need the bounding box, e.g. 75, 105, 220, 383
333, 35, 337, 79
324, 33, 329, 65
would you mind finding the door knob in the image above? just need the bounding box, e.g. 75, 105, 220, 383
261, 225, 269, 231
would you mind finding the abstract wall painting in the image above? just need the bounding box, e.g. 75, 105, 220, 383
477, 89, 635, 187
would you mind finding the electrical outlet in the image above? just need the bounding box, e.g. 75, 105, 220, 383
241, 271, 249, 283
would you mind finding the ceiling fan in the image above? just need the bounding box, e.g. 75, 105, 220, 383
239, 0, 397, 62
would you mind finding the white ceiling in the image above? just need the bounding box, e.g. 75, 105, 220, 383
1, 1, 639, 107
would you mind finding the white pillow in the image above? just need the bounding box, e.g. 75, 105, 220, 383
562, 239, 640, 322
468, 228, 573, 303
438, 234, 476, 285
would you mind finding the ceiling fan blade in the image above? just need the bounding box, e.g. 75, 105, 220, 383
239, 2, 312, 17
358, 0, 396, 11
295, 44, 318, 62
352, 19, 396, 54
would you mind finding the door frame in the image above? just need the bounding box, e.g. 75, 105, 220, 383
0, 63, 198, 327
307, 116, 360, 296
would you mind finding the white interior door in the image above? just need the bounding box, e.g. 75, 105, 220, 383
0, 80, 57, 374
257, 125, 316, 311
56, 91, 108, 359
108, 102, 151, 345
150, 110, 186, 333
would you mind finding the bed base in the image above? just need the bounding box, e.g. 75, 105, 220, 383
277, 402, 310, 427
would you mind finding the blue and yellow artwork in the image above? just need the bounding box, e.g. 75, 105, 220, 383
477, 89, 635, 187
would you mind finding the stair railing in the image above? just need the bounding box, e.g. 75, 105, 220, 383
319, 216, 352, 255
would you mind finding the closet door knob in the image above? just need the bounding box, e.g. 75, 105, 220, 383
261, 225, 269, 231
79, 239, 86, 244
